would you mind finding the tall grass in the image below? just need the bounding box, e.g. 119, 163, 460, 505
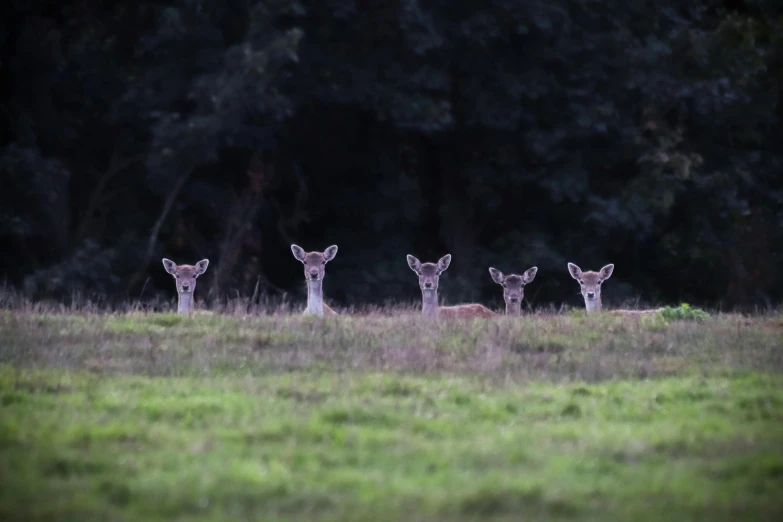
1, 295, 782, 522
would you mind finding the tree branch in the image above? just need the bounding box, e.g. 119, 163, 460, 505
74, 148, 143, 246
127, 171, 191, 293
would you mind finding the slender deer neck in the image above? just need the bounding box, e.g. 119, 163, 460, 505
584, 296, 602, 314
177, 292, 194, 315
505, 301, 521, 316
421, 289, 438, 317
306, 279, 325, 315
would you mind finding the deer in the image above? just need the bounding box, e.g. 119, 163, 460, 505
567, 262, 663, 316
290, 244, 338, 316
488, 266, 538, 316
406, 254, 497, 318
162, 258, 209, 315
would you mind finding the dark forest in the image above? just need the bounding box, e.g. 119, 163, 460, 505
1, 0, 782, 312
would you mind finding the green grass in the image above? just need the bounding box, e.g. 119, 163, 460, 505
1, 309, 782, 521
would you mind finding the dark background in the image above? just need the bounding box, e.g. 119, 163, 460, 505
1, 0, 781, 311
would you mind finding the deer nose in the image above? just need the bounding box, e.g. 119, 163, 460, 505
509, 297, 519, 303
182, 284, 190, 291
310, 273, 318, 279
424, 282, 433, 289
586, 292, 595, 299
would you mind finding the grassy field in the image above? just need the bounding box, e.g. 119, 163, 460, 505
1, 307, 782, 521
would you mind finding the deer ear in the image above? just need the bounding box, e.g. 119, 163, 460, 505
291, 244, 306, 262
599, 264, 614, 281
323, 245, 338, 262
195, 259, 209, 276
489, 267, 505, 285
437, 254, 452, 272
567, 262, 582, 280
162, 258, 177, 275
522, 266, 538, 284
406, 255, 422, 273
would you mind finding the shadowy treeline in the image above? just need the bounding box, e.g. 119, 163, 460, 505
1, 0, 781, 311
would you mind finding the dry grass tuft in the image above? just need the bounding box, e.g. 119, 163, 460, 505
1, 298, 780, 382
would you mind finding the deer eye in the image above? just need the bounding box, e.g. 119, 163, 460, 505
579, 280, 584, 285
321, 261, 326, 265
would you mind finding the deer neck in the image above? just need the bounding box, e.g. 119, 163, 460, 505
421, 289, 438, 317
584, 296, 602, 314
177, 292, 194, 315
505, 301, 521, 316
306, 279, 325, 315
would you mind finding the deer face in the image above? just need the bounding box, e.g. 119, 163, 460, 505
407, 254, 451, 291
567, 263, 614, 302
489, 267, 538, 305
291, 244, 338, 282
162, 258, 209, 294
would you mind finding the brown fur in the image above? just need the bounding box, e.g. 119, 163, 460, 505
438, 304, 498, 318
607, 308, 665, 316
569, 262, 662, 315
407, 254, 498, 318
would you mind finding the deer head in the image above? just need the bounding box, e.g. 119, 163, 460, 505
567, 262, 614, 314
406, 254, 451, 292
489, 266, 538, 315
162, 258, 209, 314
291, 244, 338, 282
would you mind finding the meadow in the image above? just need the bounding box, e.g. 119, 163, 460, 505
1, 302, 782, 522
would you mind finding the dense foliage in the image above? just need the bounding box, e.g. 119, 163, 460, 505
1, 0, 781, 310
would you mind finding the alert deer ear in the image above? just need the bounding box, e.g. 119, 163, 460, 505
522, 266, 538, 284
162, 258, 178, 275
323, 245, 338, 262
406, 255, 422, 273
195, 259, 209, 276
437, 254, 452, 273
489, 267, 505, 285
291, 244, 306, 262
567, 262, 582, 280
599, 264, 614, 281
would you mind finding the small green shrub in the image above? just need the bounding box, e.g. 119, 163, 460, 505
641, 313, 669, 331
659, 303, 710, 322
